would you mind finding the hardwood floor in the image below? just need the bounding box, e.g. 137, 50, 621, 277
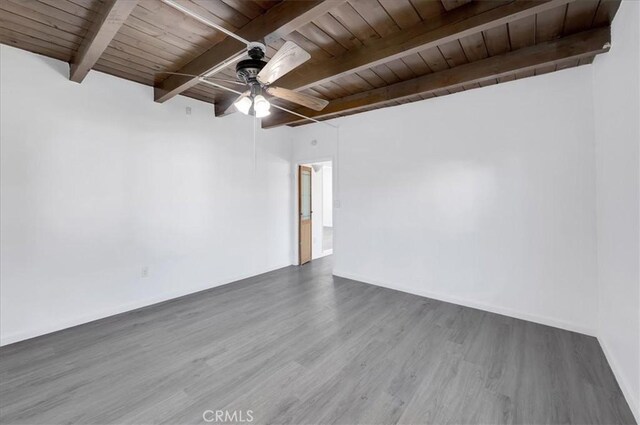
0, 257, 635, 424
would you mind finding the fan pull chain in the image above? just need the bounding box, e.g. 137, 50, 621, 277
253, 115, 257, 172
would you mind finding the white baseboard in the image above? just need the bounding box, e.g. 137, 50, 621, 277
0, 262, 292, 347
598, 335, 640, 423
332, 269, 596, 337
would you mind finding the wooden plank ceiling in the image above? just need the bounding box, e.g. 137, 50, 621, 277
0, 0, 621, 127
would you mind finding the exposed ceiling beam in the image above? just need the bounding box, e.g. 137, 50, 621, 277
154, 0, 346, 103
70, 0, 138, 83
266, 0, 576, 93
215, 0, 575, 118
262, 27, 611, 128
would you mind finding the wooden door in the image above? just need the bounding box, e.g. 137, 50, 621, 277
299, 165, 312, 265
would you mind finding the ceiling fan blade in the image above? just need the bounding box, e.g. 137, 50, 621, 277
202, 77, 245, 86
266, 87, 328, 111
157, 72, 245, 86
199, 79, 249, 114
199, 78, 245, 96
269, 103, 337, 128
257, 41, 310, 85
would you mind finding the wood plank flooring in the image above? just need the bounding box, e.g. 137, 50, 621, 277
0, 257, 635, 424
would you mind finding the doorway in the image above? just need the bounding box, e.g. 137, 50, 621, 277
298, 161, 333, 265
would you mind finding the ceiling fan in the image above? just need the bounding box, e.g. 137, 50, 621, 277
228, 41, 328, 118
158, 0, 328, 120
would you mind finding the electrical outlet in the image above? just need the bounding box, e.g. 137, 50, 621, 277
186, 106, 192, 115
141, 267, 149, 278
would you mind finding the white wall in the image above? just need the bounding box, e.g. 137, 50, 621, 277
322, 166, 333, 227
0, 45, 293, 346
293, 65, 599, 335
592, 0, 640, 419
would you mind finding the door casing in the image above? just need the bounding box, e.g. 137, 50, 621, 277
298, 165, 312, 265
293, 156, 334, 265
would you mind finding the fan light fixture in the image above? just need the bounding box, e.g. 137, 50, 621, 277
234, 95, 252, 115
234, 93, 271, 118
253, 95, 271, 117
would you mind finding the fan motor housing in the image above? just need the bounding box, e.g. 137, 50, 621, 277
235, 59, 266, 84
236, 44, 266, 85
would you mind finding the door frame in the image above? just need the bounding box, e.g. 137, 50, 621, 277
292, 156, 335, 266
298, 165, 313, 265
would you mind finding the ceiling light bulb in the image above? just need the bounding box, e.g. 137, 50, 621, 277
253, 95, 270, 114
255, 109, 271, 118
234, 95, 252, 115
